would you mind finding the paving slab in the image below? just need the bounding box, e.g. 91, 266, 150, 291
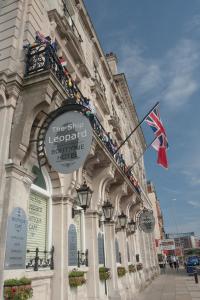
135, 267, 200, 300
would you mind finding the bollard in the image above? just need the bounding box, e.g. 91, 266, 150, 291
194, 270, 198, 284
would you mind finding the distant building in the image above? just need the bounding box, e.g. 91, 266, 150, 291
166, 232, 200, 250
147, 181, 165, 255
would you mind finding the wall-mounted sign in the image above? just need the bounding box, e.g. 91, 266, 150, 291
26, 191, 48, 260
44, 111, 93, 174
160, 239, 175, 250
138, 209, 155, 233
98, 233, 105, 265
4, 207, 27, 269
68, 224, 78, 266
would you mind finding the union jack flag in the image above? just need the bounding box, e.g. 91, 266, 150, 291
145, 104, 169, 169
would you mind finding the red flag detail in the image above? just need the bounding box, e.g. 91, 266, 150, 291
145, 104, 169, 169
157, 146, 168, 169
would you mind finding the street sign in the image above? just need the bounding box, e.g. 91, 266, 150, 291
44, 111, 93, 174
160, 239, 175, 250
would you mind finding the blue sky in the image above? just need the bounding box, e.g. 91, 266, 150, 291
84, 0, 200, 236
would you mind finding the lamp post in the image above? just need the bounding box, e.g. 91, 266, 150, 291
76, 181, 93, 211
102, 200, 114, 223
118, 211, 127, 230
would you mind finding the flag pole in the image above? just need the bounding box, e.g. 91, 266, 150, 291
114, 101, 159, 155
126, 136, 157, 174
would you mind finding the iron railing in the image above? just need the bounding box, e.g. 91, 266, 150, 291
26, 246, 54, 271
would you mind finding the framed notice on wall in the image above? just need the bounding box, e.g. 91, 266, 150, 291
27, 191, 48, 258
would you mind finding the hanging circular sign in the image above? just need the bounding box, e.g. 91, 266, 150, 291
44, 111, 93, 174
138, 209, 155, 233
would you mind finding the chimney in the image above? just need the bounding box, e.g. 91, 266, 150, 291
106, 52, 118, 75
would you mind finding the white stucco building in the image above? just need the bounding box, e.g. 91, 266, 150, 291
147, 181, 165, 257
0, 1, 159, 299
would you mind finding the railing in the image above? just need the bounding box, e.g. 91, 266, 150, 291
26, 246, 54, 271
24, 41, 142, 197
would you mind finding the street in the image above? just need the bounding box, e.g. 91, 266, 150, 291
135, 267, 200, 300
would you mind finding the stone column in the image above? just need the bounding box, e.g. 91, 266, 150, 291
128, 234, 135, 264
147, 233, 153, 268
138, 231, 148, 285
84, 210, 100, 300
117, 230, 133, 300
118, 230, 128, 269
0, 85, 18, 296
51, 196, 70, 300
104, 222, 121, 300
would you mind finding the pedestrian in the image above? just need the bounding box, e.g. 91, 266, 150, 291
163, 255, 167, 272
168, 256, 173, 269
171, 255, 177, 269
176, 256, 179, 271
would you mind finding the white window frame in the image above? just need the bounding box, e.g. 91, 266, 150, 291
29, 167, 52, 251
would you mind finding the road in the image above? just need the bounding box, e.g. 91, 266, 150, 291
135, 267, 200, 300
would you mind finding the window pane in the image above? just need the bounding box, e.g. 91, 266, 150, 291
32, 166, 47, 190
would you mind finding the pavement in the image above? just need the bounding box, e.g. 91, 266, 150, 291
135, 266, 200, 300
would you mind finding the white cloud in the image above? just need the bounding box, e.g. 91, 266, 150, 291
119, 45, 161, 96
165, 218, 200, 235
119, 38, 200, 110
187, 200, 200, 208
186, 14, 200, 33
162, 39, 199, 108
163, 77, 197, 107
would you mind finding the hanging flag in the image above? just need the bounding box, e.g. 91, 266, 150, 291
35, 31, 51, 44
145, 105, 169, 169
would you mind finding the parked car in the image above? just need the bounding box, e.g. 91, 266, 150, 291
185, 256, 200, 274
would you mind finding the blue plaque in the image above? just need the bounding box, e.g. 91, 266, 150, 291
115, 239, 120, 263
127, 242, 130, 262
98, 233, 105, 264
4, 207, 27, 269
68, 224, 78, 266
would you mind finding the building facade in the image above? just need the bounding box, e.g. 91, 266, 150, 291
0, 1, 159, 299
166, 232, 200, 251
147, 181, 165, 256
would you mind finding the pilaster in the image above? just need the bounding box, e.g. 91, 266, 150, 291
0, 163, 33, 298
52, 195, 73, 300
85, 210, 100, 300
104, 222, 121, 300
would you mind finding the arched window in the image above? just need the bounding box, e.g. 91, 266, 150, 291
26, 166, 52, 267
68, 224, 78, 266
98, 232, 105, 265
127, 242, 130, 262
115, 238, 121, 263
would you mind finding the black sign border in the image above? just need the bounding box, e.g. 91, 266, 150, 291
137, 208, 155, 233
37, 101, 88, 169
